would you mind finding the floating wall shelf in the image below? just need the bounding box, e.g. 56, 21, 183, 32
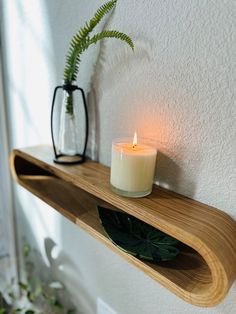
10, 146, 236, 307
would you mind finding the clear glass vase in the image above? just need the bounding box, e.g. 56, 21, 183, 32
58, 88, 79, 155
51, 82, 88, 164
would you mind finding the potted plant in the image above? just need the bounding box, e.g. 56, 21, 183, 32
51, 0, 134, 164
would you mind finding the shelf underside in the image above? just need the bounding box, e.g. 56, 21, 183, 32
10, 146, 236, 307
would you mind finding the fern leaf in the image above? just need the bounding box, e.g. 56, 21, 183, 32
62, 0, 135, 115
89, 30, 134, 50
90, 0, 117, 29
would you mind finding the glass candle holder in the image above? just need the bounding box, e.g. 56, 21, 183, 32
110, 138, 157, 197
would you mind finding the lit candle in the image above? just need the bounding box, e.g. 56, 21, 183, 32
110, 133, 157, 197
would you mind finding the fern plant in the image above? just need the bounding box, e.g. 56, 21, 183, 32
63, 0, 134, 114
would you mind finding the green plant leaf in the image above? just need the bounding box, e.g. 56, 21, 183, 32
18, 282, 28, 291
8, 292, 15, 300
27, 291, 35, 303
23, 244, 31, 258
98, 207, 180, 263
89, 30, 134, 50
48, 296, 63, 309
11, 309, 23, 313
0, 308, 6, 314
62, 0, 134, 116
33, 284, 42, 298
64, 0, 117, 85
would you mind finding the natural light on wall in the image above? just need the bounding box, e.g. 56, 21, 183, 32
4, 0, 54, 145
3, 0, 60, 261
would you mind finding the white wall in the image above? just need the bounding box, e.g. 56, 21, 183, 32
1, 0, 236, 313
0, 44, 18, 285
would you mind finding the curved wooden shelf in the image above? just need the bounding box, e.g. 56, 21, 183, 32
10, 146, 236, 307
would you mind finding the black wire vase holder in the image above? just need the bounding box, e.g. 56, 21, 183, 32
51, 83, 89, 165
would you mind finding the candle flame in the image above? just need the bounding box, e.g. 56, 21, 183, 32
133, 132, 137, 148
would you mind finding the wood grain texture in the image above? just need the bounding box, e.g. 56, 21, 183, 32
10, 146, 236, 307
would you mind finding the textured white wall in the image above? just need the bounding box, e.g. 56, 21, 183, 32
1, 0, 236, 313
93, 0, 236, 216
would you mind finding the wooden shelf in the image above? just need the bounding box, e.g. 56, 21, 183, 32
10, 146, 236, 307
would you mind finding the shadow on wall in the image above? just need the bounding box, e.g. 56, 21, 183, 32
13, 198, 94, 314
44, 238, 94, 314
154, 148, 200, 199
23, 237, 77, 312
86, 4, 151, 161
87, 39, 151, 161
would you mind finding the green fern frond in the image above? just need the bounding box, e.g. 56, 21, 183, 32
63, 0, 134, 115
89, 30, 134, 50
63, 0, 117, 84
64, 37, 91, 83
78, 0, 116, 39
89, 0, 117, 30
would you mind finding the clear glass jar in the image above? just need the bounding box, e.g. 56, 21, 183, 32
110, 138, 157, 197
58, 87, 80, 155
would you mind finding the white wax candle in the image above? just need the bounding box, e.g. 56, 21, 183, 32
110, 138, 157, 197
